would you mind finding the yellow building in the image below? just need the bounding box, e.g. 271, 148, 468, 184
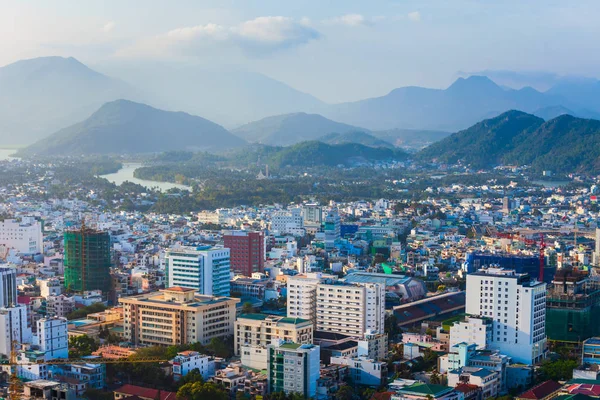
234, 314, 313, 355
119, 287, 239, 346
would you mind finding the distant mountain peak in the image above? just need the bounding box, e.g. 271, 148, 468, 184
447, 75, 502, 92
20, 100, 246, 155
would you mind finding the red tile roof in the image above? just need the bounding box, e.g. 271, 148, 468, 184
518, 381, 562, 400
370, 392, 394, 400
115, 384, 176, 400
455, 383, 480, 394
566, 383, 600, 397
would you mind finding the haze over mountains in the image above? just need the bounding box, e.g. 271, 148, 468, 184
232, 113, 367, 146
20, 100, 245, 156
3, 56, 600, 154
0, 57, 134, 145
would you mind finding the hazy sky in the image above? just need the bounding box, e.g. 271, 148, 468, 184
2, 0, 600, 102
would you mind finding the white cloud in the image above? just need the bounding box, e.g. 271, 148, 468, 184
408, 11, 421, 22
103, 21, 116, 33
326, 14, 370, 27
116, 16, 320, 58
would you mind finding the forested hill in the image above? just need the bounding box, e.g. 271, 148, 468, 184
417, 110, 600, 173
19, 100, 246, 155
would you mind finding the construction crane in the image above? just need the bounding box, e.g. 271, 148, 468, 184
7, 341, 167, 399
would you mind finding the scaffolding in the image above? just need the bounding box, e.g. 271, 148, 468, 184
546, 268, 600, 343
63, 224, 111, 293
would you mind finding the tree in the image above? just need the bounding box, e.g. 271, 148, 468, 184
69, 335, 98, 358
538, 359, 578, 381
180, 368, 204, 385
242, 302, 255, 314
176, 382, 227, 400
336, 385, 357, 400
208, 336, 233, 358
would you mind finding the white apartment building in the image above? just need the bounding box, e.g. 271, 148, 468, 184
465, 267, 547, 364
0, 217, 43, 254
0, 305, 32, 357
447, 367, 499, 399
234, 314, 313, 355
287, 274, 322, 324
171, 350, 215, 380
329, 356, 387, 387
316, 281, 385, 336
120, 287, 239, 346
0, 267, 17, 308
271, 208, 304, 235
37, 317, 68, 360
241, 344, 269, 370
166, 246, 231, 297
268, 342, 320, 398
449, 316, 492, 350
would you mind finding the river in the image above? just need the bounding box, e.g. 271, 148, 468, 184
100, 163, 191, 192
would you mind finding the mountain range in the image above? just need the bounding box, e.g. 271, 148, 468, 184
323, 76, 600, 131
20, 100, 246, 156
4, 56, 600, 151
0, 56, 135, 145
418, 110, 600, 173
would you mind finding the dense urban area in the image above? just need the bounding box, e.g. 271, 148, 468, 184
3, 2, 600, 399
0, 147, 599, 400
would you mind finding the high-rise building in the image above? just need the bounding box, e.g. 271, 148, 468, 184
324, 209, 341, 250
120, 287, 239, 346
0, 267, 17, 307
37, 317, 68, 360
166, 246, 231, 296
223, 231, 265, 277
316, 281, 385, 336
63, 227, 111, 293
0, 305, 31, 357
267, 342, 319, 398
0, 217, 43, 254
234, 314, 313, 355
465, 267, 546, 364
287, 274, 322, 324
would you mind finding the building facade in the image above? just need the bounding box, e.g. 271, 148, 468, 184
171, 350, 215, 380
166, 247, 231, 297
234, 314, 313, 355
466, 268, 547, 364
0, 305, 32, 357
223, 231, 265, 277
287, 274, 321, 324
0, 267, 17, 308
120, 287, 239, 346
63, 227, 111, 293
0, 217, 43, 254
316, 281, 385, 336
268, 342, 319, 398
37, 317, 68, 360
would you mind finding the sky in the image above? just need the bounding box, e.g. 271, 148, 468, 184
2, 0, 600, 103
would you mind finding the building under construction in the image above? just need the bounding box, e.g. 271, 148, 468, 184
546, 268, 600, 343
63, 226, 111, 293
